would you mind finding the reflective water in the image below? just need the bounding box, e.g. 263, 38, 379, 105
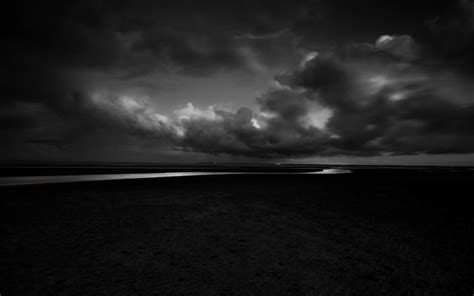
0, 170, 352, 186
307, 168, 352, 174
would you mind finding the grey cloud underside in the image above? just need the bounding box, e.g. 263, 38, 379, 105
174, 39, 474, 157
2, 0, 474, 159
172, 6, 474, 157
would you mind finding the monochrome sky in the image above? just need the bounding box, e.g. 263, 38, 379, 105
2, 0, 474, 164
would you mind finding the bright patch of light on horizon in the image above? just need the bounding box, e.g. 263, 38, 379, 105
0, 170, 352, 186
309, 168, 352, 174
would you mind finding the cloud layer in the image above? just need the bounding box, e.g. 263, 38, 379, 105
172, 43, 474, 157
2, 0, 474, 161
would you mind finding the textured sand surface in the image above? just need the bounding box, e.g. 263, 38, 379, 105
1, 172, 473, 295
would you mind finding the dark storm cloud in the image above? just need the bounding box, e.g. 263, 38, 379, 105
174, 101, 332, 158
176, 12, 474, 157
2, 0, 474, 160
2, 2, 312, 119
424, 0, 474, 75
1, 0, 315, 158
3, 0, 315, 77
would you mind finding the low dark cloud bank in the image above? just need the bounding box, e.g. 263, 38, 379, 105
1, 0, 474, 161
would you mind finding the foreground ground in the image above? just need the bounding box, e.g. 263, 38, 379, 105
1, 170, 473, 295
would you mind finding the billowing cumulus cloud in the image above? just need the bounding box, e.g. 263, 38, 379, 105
171, 26, 474, 157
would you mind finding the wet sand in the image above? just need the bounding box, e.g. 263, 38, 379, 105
0, 169, 350, 186
1, 171, 473, 295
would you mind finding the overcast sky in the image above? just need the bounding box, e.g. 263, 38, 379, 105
2, 0, 474, 164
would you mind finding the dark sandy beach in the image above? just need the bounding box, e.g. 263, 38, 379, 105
1, 170, 473, 295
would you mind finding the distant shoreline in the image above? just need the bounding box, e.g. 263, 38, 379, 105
1, 163, 472, 178
0, 169, 355, 187
1, 166, 474, 186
